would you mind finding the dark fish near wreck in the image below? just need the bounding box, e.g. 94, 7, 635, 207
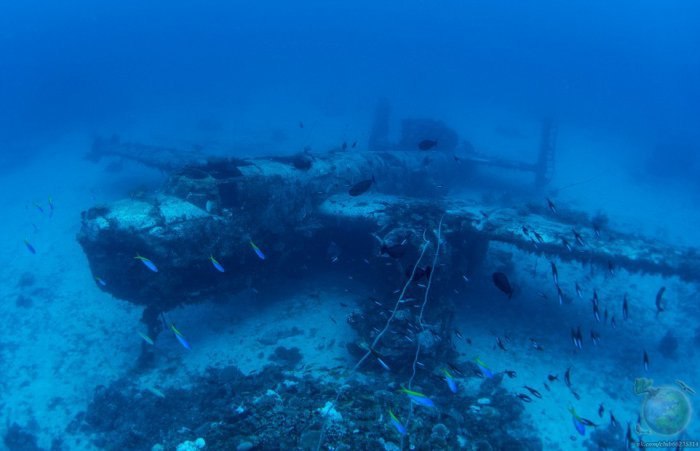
348, 175, 375, 196
447, 362, 464, 377
369, 347, 390, 371
607, 260, 615, 276
570, 328, 577, 348
496, 336, 507, 351
492, 272, 513, 299
517, 393, 533, 402
418, 139, 438, 150
533, 230, 544, 243
578, 417, 598, 427
557, 285, 564, 305
610, 412, 617, 427
571, 326, 583, 350
562, 237, 572, 252
655, 286, 666, 316
292, 152, 313, 170
381, 243, 407, 259
643, 350, 649, 372
523, 385, 542, 399
407, 265, 432, 282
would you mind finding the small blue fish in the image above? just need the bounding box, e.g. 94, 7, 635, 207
375, 355, 390, 371
95, 276, 107, 287
443, 369, 458, 393
475, 357, 494, 379
569, 407, 586, 436
209, 255, 225, 273
146, 385, 165, 398
400, 387, 435, 408
369, 347, 390, 371
23, 239, 36, 254
138, 332, 154, 345
48, 196, 54, 217
170, 324, 191, 350
135, 254, 158, 272
32, 202, 45, 214
388, 410, 406, 436
249, 240, 266, 260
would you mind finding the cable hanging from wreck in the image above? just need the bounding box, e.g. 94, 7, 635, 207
402, 215, 444, 450
315, 215, 444, 451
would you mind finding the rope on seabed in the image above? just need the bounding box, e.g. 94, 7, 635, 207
402, 214, 444, 450
315, 224, 434, 451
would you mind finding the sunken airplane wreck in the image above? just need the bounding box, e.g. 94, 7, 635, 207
79, 107, 700, 369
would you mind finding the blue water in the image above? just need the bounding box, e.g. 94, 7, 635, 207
1, 1, 699, 450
